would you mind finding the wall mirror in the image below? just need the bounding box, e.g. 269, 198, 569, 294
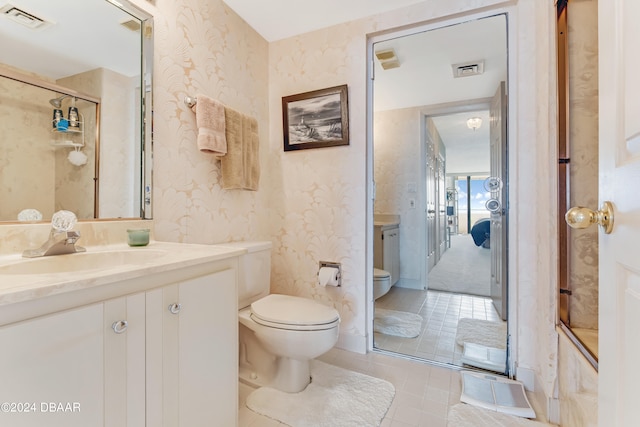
370, 14, 509, 372
0, 0, 153, 222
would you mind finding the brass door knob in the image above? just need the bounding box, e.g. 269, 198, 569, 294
565, 201, 614, 234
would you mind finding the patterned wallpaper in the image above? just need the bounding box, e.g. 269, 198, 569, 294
142, 0, 270, 244
374, 107, 424, 289
0, 0, 594, 421
137, 0, 518, 352
132, 0, 570, 418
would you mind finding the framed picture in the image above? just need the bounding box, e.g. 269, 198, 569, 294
282, 85, 349, 151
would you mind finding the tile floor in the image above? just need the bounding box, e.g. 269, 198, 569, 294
238, 347, 553, 426
238, 347, 462, 427
375, 288, 502, 366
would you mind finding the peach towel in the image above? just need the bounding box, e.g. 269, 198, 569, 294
221, 107, 260, 190
191, 94, 227, 155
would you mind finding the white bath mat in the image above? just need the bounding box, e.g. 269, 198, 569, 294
461, 342, 507, 373
246, 360, 395, 427
374, 308, 423, 338
456, 318, 507, 349
460, 371, 535, 419
447, 403, 554, 427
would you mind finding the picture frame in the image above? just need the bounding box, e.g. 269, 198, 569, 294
282, 85, 349, 151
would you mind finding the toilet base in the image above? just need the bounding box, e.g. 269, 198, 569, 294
274, 357, 311, 393
239, 322, 314, 393
240, 356, 311, 393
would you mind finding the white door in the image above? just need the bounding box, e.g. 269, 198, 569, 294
598, 0, 640, 425
489, 81, 507, 320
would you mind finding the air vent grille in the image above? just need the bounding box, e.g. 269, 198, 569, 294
1, 4, 50, 29
375, 48, 400, 70
452, 60, 485, 78
120, 19, 141, 32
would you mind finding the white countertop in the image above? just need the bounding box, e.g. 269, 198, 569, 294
374, 221, 400, 227
0, 241, 245, 308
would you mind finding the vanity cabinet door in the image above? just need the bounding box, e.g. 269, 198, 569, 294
375, 225, 400, 286
383, 227, 400, 286
103, 293, 146, 427
146, 268, 238, 427
0, 303, 105, 427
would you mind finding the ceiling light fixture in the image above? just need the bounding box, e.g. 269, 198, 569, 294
467, 117, 482, 131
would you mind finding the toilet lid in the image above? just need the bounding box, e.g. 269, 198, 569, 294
250, 294, 340, 330
374, 268, 390, 279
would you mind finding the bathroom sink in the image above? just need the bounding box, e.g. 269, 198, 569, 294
0, 249, 168, 275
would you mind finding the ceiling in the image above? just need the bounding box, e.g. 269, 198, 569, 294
372, 16, 506, 112
371, 15, 507, 174
222, 0, 427, 42
0, 0, 141, 79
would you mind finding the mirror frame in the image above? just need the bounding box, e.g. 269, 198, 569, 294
0, 0, 153, 223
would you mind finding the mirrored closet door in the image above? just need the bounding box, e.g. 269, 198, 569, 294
371, 14, 510, 373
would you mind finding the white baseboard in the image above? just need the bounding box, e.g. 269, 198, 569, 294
515, 366, 536, 391
395, 278, 424, 290
336, 331, 367, 354
515, 366, 560, 424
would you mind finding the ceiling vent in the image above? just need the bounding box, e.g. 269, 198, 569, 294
0, 4, 51, 30
452, 60, 485, 78
375, 49, 400, 70
120, 18, 141, 32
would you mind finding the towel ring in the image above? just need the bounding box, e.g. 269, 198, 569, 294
184, 96, 197, 108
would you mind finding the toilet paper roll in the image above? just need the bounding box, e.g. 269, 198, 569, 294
318, 266, 340, 287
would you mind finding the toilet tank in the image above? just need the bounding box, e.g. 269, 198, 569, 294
222, 241, 272, 309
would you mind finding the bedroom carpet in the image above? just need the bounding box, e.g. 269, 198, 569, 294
428, 234, 491, 296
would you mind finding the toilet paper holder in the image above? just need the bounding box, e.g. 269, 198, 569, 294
318, 261, 342, 287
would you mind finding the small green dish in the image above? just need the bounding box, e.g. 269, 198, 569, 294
127, 228, 150, 246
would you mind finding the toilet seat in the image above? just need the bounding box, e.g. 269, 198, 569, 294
374, 268, 390, 280
373, 268, 392, 300
250, 294, 340, 331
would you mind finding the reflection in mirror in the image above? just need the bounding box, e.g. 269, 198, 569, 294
371, 15, 509, 372
0, 0, 153, 222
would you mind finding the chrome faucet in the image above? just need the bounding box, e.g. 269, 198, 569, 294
22, 210, 86, 258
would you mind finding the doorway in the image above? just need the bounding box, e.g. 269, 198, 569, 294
369, 14, 509, 372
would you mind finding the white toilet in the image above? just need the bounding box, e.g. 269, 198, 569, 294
230, 241, 340, 393
373, 268, 391, 300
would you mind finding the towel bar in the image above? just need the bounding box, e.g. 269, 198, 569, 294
184, 96, 197, 108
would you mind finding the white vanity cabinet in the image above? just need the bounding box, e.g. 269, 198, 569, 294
374, 222, 400, 286
0, 254, 239, 427
146, 269, 237, 427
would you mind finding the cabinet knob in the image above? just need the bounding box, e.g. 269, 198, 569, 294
111, 320, 128, 334
168, 303, 182, 315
